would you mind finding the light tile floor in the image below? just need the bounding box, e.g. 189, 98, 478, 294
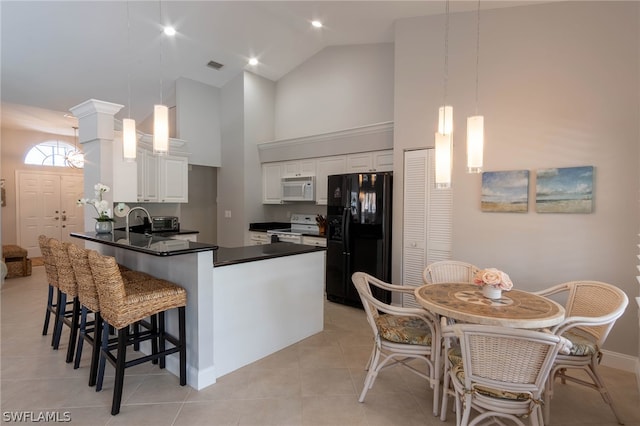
1, 266, 639, 425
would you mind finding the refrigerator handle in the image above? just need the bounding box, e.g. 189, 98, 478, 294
342, 207, 350, 255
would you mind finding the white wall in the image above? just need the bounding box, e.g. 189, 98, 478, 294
274, 43, 394, 140
243, 72, 275, 241
218, 73, 245, 247
394, 1, 639, 356
176, 77, 222, 167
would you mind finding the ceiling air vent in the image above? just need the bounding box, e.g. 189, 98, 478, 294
207, 60, 224, 70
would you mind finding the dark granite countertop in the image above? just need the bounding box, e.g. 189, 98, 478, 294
214, 242, 325, 267
115, 225, 199, 237
71, 231, 217, 256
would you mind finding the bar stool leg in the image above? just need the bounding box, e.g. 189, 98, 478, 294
179, 306, 186, 386
52, 292, 67, 349
66, 298, 81, 363
42, 285, 55, 336
111, 327, 128, 415
158, 312, 166, 369
96, 321, 110, 392
88, 313, 103, 387
74, 306, 88, 369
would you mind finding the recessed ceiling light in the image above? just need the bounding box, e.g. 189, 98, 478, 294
163, 26, 176, 36
248, 58, 259, 66
311, 20, 323, 28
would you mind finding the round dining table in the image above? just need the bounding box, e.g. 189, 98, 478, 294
414, 283, 565, 329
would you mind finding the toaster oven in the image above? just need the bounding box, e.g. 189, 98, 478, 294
150, 216, 179, 232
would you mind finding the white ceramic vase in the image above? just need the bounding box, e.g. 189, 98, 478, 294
482, 285, 502, 300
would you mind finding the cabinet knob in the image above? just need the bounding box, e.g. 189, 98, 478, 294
54, 216, 59, 221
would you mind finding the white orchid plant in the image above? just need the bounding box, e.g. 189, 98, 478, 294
77, 183, 114, 222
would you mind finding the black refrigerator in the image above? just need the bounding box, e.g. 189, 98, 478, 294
325, 172, 392, 308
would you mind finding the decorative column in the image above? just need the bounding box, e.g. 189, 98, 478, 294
69, 99, 130, 231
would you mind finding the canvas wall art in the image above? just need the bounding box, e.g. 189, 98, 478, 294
535, 166, 593, 213
481, 170, 529, 213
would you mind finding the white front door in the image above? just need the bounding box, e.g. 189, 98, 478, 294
16, 171, 84, 257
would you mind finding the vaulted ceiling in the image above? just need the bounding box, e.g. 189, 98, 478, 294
1, 1, 549, 135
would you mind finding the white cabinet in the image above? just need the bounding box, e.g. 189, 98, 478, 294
159, 155, 188, 203
262, 163, 283, 204
302, 236, 327, 247
249, 231, 271, 245
137, 149, 159, 202
315, 156, 346, 205
282, 159, 316, 177
137, 150, 188, 203
401, 149, 452, 308
346, 150, 393, 173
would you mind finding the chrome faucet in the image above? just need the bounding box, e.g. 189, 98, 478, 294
125, 206, 151, 242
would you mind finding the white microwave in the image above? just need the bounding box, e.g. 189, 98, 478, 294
281, 176, 315, 201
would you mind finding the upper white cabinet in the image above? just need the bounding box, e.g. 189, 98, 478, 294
262, 162, 283, 204
136, 142, 189, 203
159, 155, 189, 203
346, 150, 393, 173
137, 149, 159, 202
282, 159, 316, 177
315, 156, 347, 205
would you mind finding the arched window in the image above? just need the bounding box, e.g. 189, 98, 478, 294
24, 140, 84, 168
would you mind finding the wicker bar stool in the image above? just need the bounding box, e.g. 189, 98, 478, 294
88, 251, 187, 415
67, 245, 155, 386
49, 239, 81, 363
38, 235, 65, 340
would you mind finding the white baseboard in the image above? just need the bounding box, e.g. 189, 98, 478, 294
600, 349, 638, 373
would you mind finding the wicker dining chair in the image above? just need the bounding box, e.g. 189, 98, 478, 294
88, 250, 187, 415
535, 280, 629, 425
422, 260, 480, 284
445, 321, 569, 426
351, 271, 441, 416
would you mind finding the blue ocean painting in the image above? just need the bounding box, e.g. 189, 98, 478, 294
481, 170, 529, 213
536, 166, 593, 213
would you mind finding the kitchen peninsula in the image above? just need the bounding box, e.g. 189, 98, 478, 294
71, 231, 326, 390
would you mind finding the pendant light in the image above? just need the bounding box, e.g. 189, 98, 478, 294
467, 0, 484, 173
435, 0, 453, 189
122, 1, 137, 162
65, 126, 85, 169
153, 0, 169, 155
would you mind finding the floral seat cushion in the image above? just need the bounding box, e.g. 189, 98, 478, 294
375, 314, 432, 346
452, 365, 532, 401
561, 330, 597, 357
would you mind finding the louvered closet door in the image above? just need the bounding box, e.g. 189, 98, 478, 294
402, 149, 452, 308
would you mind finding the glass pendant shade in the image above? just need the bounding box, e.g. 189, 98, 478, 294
438, 105, 454, 135
466, 115, 484, 173
153, 104, 169, 155
122, 118, 137, 161
434, 132, 452, 188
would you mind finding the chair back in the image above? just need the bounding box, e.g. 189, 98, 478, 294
49, 239, 78, 297
561, 280, 628, 346
88, 251, 126, 327
67, 245, 100, 312
38, 235, 58, 288
351, 272, 385, 338
452, 323, 566, 398
423, 260, 479, 284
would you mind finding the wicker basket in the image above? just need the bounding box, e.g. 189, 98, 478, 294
6, 258, 32, 278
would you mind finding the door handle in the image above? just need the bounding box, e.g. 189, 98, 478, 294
61, 214, 67, 221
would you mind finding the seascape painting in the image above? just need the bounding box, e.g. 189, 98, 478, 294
481, 170, 529, 213
535, 166, 593, 213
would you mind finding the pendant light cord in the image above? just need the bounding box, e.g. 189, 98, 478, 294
127, 1, 132, 119
159, 0, 163, 106
474, 0, 481, 115
442, 0, 450, 109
